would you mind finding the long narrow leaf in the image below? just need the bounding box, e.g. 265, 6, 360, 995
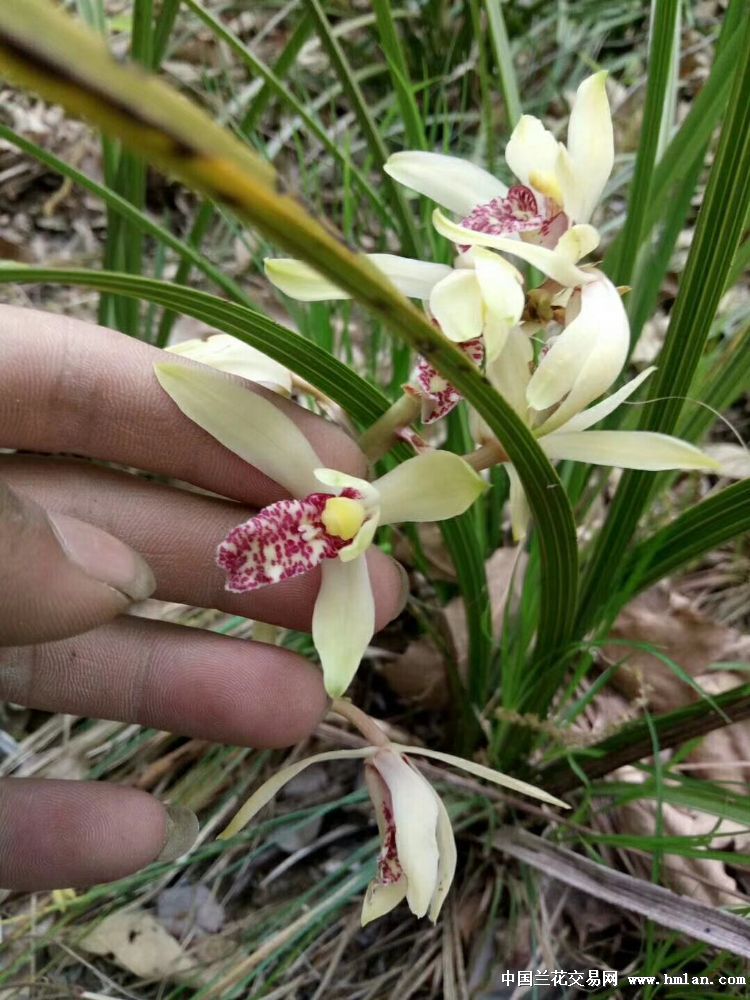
577, 13, 750, 633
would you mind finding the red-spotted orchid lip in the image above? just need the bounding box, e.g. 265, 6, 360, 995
405, 338, 485, 424
216, 488, 365, 592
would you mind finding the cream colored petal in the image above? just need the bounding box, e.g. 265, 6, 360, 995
560, 71, 614, 223
265, 254, 451, 301
369, 254, 454, 297
485, 326, 533, 421
338, 513, 380, 562
427, 786, 457, 923
389, 744, 569, 808
506, 464, 531, 542
553, 224, 600, 262
429, 270, 484, 342
541, 430, 721, 471
473, 248, 525, 361
265, 258, 351, 301
313, 556, 375, 697
154, 362, 321, 497
361, 879, 408, 926
218, 748, 374, 839
167, 334, 293, 395
528, 275, 629, 432
384, 150, 507, 215
313, 467, 380, 508
372, 749, 440, 919
374, 451, 487, 525
554, 366, 656, 434
432, 210, 594, 287
505, 114, 560, 188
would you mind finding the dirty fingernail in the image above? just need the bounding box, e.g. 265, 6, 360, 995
156, 804, 199, 862
49, 512, 156, 602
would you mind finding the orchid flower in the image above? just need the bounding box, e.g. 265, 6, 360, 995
167, 333, 293, 396
470, 276, 720, 538
218, 700, 567, 924
154, 362, 486, 695
385, 73, 614, 285
265, 251, 524, 423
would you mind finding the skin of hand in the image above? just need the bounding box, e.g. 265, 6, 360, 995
0, 305, 406, 891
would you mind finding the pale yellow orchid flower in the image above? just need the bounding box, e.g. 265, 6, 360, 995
471, 276, 720, 538
154, 362, 486, 695
219, 702, 567, 925
385, 73, 614, 284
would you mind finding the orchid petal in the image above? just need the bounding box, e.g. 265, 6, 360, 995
472, 248, 525, 361
402, 747, 569, 807
553, 224, 600, 262
313, 555, 375, 697
384, 150, 507, 216
554, 366, 656, 434
505, 115, 560, 193
389, 744, 568, 808
428, 786, 457, 923
433, 210, 594, 287
374, 451, 487, 525
540, 430, 721, 471
338, 513, 380, 562
265, 255, 452, 301
428, 269, 484, 342
313, 467, 380, 508
371, 749, 440, 918
528, 276, 630, 432
362, 879, 408, 926
218, 748, 374, 839
167, 334, 293, 396
507, 464, 531, 542
485, 326, 533, 420
154, 362, 321, 497
558, 72, 614, 224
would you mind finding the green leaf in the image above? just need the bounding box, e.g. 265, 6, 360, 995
625, 480, 750, 597
485, 0, 521, 129
577, 12, 750, 634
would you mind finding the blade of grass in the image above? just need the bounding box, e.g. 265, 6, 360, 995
624, 479, 750, 598
152, 0, 181, 67
606, 0, 681, 290
485, 0, 522, 129
182, 0, 387, 223
306, 0, 421, 256
0, 123, 253, 308
541, 681, 750, 796
371, 0, 426, 150
576, 12, 750, 634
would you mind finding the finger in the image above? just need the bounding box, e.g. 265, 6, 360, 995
2, 457, 407, 632
0, 779, 198, 890
0, 617, 329, 748
0, 480, 155, 645
0, 305, 366, 507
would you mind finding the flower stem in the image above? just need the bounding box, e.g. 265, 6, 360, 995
462, 441, 508, 471
331, 698, 390, 747
358, 392, 421, 462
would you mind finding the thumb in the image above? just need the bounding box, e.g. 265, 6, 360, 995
0, 479, 155, 645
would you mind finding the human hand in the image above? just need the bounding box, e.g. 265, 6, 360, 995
0, 306, 406, 890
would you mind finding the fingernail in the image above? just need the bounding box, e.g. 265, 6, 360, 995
395, 560, 410, 616
48, 512, 156, 602
157, 804, 199, 862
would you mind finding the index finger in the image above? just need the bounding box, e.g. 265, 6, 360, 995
0, 305, 367, 506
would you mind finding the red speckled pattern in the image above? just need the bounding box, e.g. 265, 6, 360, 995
407, 337, 485, 423
460, 185, 544, 238
216, 489, 360, 592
